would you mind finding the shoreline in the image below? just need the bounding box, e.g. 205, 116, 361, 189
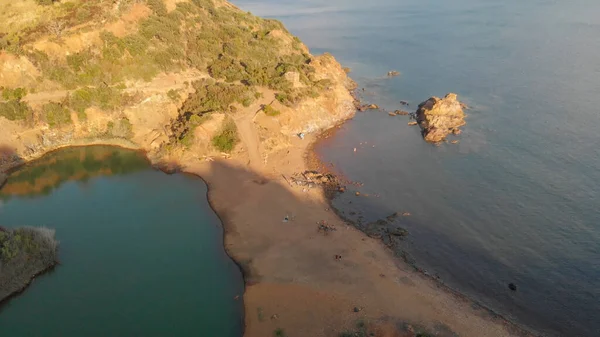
0, 262, 58, 308
180, 125, 537, 336
307, 130, 538, 337
0, 124, 537, 337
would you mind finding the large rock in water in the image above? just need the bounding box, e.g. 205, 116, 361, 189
415, 93, 465, 142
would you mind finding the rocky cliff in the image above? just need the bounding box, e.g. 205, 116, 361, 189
415, 93, 465, 143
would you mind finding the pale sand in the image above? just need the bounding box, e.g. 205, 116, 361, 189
184, 132, 533, 337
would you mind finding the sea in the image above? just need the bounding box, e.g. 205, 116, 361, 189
231, 0, 600, 336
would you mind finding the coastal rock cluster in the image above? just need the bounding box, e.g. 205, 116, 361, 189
415, 93, 465, 142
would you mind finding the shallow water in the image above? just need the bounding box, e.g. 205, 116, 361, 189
233, 1, 600, 336
0, 147, 243, 337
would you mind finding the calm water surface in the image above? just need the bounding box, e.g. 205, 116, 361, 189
0, 147, 243, 337
233, 1, 600, 336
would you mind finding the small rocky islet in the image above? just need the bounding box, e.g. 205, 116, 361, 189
415, 93, 466, 143
376, 93, 466, 143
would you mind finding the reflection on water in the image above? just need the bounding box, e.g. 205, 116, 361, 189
0, 146, 243, 337
0, 147, 148, 200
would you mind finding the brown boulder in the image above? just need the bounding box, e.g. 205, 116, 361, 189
415, 93, 465, 143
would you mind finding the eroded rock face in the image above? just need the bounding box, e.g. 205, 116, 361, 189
415, 93, 465, 143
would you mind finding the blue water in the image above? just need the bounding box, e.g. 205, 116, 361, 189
0, 147, 243, 337
232, 1, 600, 336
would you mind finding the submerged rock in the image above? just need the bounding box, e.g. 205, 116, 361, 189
415, 93, 465, 143
387, 70, 400, 77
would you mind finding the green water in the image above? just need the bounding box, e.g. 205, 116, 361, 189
0, 146, 243, 337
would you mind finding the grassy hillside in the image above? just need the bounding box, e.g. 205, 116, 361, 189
0, 0, 331, 149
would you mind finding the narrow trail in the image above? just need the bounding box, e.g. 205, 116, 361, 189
233, 108, 263, 169
20, 72, 209, 105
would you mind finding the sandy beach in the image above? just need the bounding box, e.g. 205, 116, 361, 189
184, 130, 534, 337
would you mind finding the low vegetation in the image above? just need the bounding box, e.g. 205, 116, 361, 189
0, 226, 58, 301
0, 100, 32, 122
1, 87, 27, 101
42, 102, 71, 128
263, 104, 281, 116
273, 328, 286, 337
167, 89, 180, 101
180, 79, 256, 115
211, 119, 239, 152
0, 87, 33, 121
106, 118, 134, 139
62, 86, 135, 115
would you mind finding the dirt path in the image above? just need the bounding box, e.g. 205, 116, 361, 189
21, 71, 209, 105
233, 112, 262, 168
232, 89, 277, 169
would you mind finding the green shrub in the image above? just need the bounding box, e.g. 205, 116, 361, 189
180, 79, 255, 114
42, 102, 72, 128
76, 7, 92, 22
66, 52, 88, 72
107, 118, 133, 139
2, 87, 27, 101
34, 0, 59, 5
63, 86, 128, 113
139, 15, 181, 43
146, 0, 168, 16
275, 87, 320, 107
263, 104, 280, 116
167, 89, 180, 101
63, 88, 92, 113
211, 119, 238, 152
0, 100, 32, 121
122, 34, 149, 57
273, 328, 286, 337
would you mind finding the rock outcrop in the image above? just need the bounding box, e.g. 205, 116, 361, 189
415, 93, 465, 143
0, 227, 59, 302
